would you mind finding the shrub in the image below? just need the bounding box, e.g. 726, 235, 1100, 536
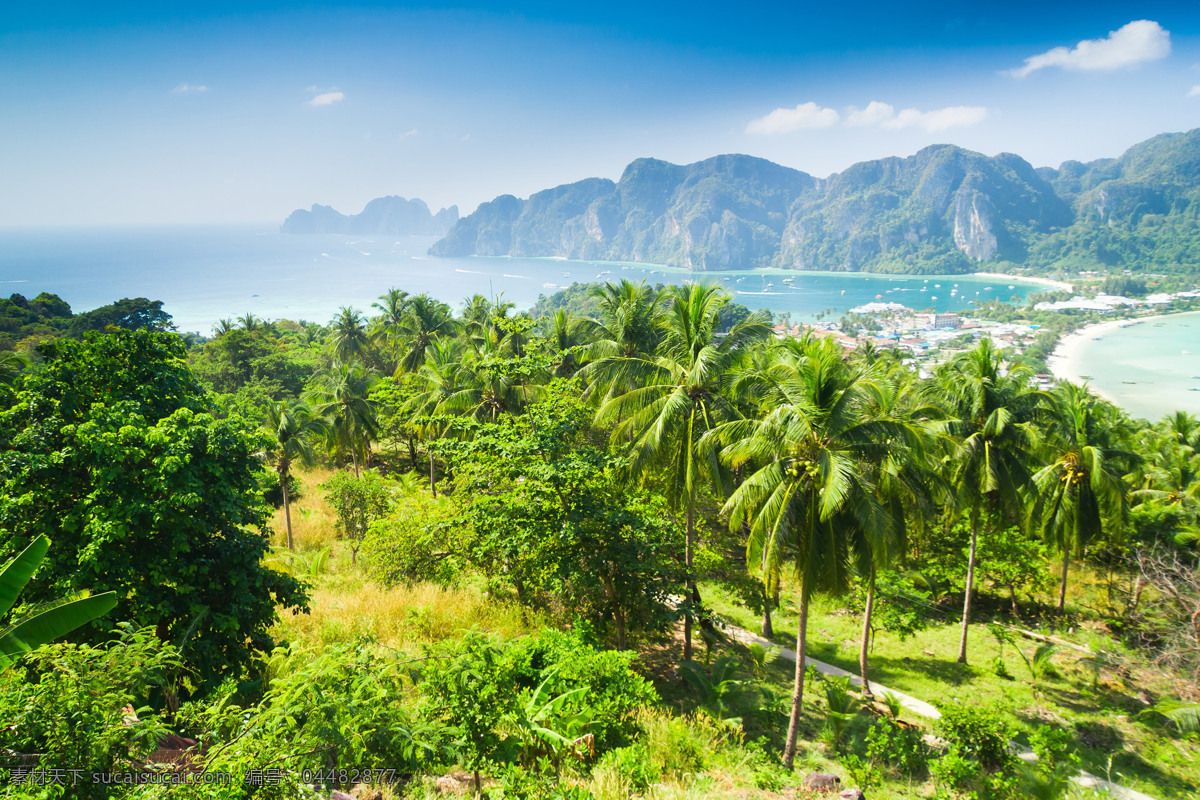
933, 702, 1014, 772
362, 491, 466, 586
0, 626, 178, 800
592, 744, 657, 791
865, 717, 930, 778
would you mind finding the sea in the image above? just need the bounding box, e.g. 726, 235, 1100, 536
0, 225, 1038, 334
1066, 312, 1200, 422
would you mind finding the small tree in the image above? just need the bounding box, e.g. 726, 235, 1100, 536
323, 469, 393, 565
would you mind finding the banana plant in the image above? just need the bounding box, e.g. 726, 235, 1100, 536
0, 535, 119, 671
503, 666, 593, 768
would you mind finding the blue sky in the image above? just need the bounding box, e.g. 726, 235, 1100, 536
2, 2, 1199, 226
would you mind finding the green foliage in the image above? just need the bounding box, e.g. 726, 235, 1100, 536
865, 716, 930, 778
0, 535, 118, 671
69, 297, 173, 337
175, 640, 443, 799
362, 490, 466, 585
819, 675, 859, 751
418, 628, 656, 777
0, 330, 309, 693
322, 468, 394, 562
0, 292, 72, 352
445, 385, 685, 646
933, 702, 1015, 772
0, 625, 180, 799
681, 656, 743, 727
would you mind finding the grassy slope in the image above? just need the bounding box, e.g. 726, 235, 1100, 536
266, 469, 1198, 798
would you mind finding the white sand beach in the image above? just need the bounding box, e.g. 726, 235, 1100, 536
972, 271, 1074, 293
1046, 311, 1200, 416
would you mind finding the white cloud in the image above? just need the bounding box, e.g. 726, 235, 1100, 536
1189, 85, 1200, 97
882, 105, 988, 132
403, 128, 420, 137
746, 102, 840, 135
307, 91, 344, 107
1006, 20, 1170, 78
845, 101, 895, 127
171, 83, 209, 94
461, 133, 471, 141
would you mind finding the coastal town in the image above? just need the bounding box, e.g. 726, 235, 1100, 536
774, 276, 1200, 392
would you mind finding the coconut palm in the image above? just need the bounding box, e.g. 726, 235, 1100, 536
714, 336, 902, 769
580, 280, 663, 398
239, 312, 261, 331
542, 309, 599, 378
306, 360, 380, 477
370, 288, 410, 366
262, 399, 330, 550
854, 365, 943, 697
212, 318, 236, 337
396, 294, 456, 374
595, 284, 772, 661
931, 337, 1051, 663
1030, 383, 1137, 612
329, 306, 370, 363
0, 351, 29, 386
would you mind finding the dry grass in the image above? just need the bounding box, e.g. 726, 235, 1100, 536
272, 573, 540, 651
268, 467, 340, 551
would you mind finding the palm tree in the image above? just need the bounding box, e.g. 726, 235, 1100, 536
396, 294, 456, 374
931, 338, 1050, 663
306, 360, 380, 477
1030, 384, 1136, 612
212, 318, 236, 337
855, 365, 942, 697
594, 284, 771, 661
581, 280, 663, 397
543, 309, 600, 378
329, 306, 370, 363
239, 312, 261, 331
370, 288, 410, 368
262, 399, 329, 550
714, 337, 902, 769
0, 351, 29, 386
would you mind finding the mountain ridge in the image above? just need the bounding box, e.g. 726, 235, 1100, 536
431, 129, 1200, 276
282, 196, 459, 236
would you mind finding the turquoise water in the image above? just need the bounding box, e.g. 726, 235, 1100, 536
0, 225, 1033, 335
1070, 312, 1200, 422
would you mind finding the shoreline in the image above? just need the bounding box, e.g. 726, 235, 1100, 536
1045, 310, 1197, 406
972, 271, 1074, 293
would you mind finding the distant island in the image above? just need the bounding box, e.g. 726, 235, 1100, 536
282, 196, 459, 236
431, 128, 1200, 277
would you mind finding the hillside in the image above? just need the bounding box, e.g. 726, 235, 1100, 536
433, 129, 1200, 276
282, 195, 459, 236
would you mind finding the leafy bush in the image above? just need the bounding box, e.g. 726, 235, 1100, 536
933, 702, 1014, 771
173, 640, 443, 799
592, 744, 657, 791
0, 626, 179, 800
362, 490, 466, 586
865, 717, 930, 778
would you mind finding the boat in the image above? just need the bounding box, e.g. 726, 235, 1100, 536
1122, 380, 1137, 385
1080, 374, 1092, 380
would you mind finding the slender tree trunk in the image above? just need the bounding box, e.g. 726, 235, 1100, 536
282, 477, 294, 551
429, 448, 437, 497
762, 591, 774, 638
1058, 548, 1071, 614
683, 487, 695, 663
407, 437, 418, 470
1009, 583, 1020, 617
957, 514, 980, 664
782, 583, 810, 770
351, 450, 360, 479
859, 573, 876, 699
